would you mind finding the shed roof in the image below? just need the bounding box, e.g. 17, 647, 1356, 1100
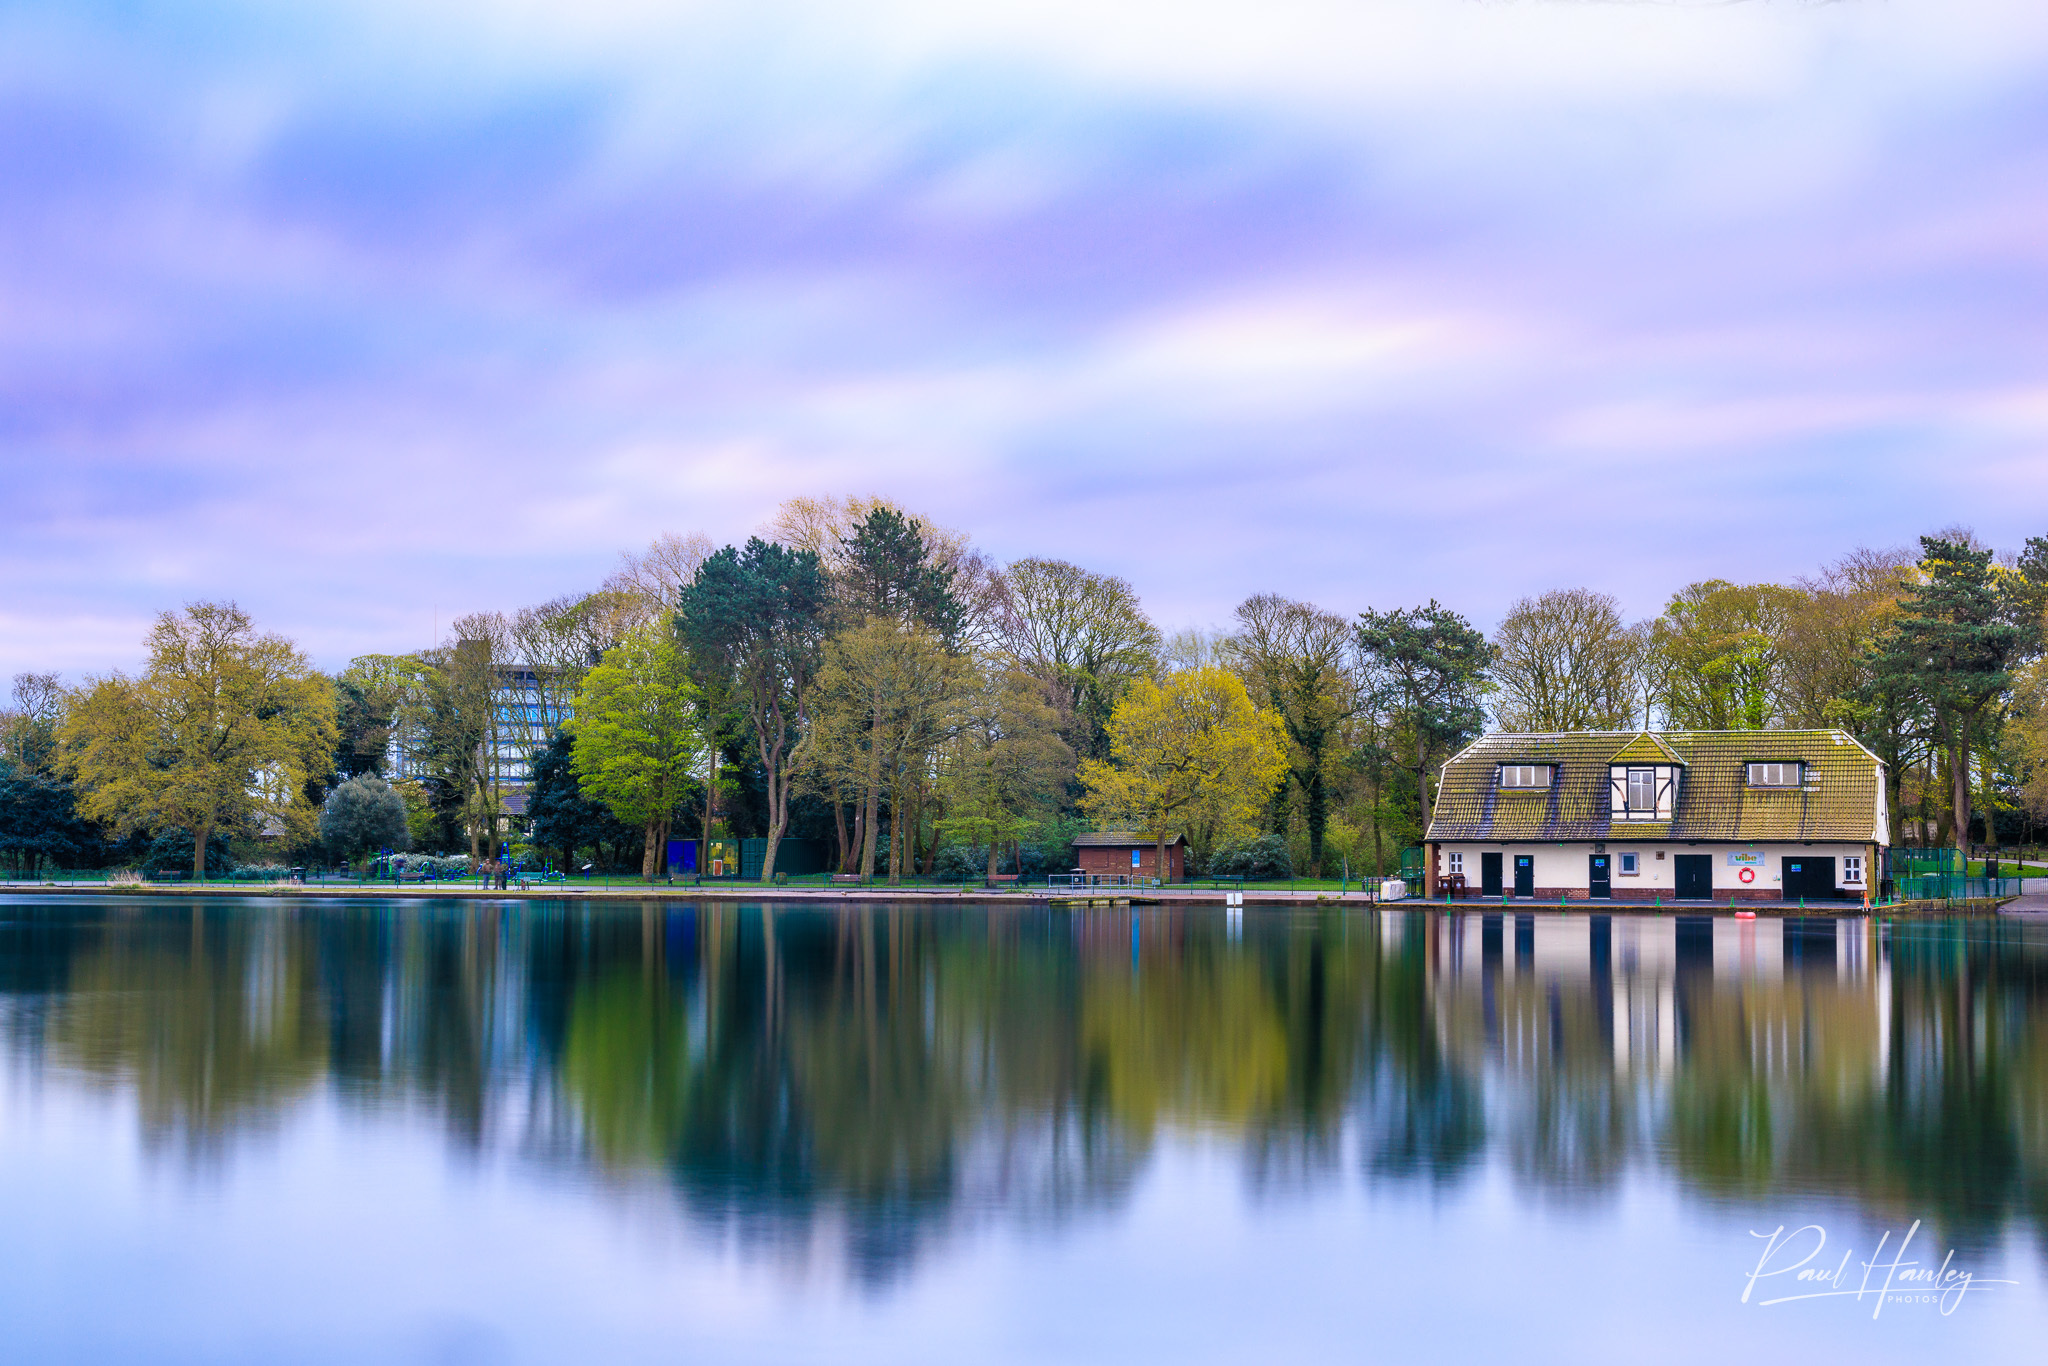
1074, 831, 1187, 847
1426, 730, 1886, 844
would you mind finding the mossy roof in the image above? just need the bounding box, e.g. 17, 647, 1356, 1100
1607, 732, 1684, 764
1425, 730, 1885, 844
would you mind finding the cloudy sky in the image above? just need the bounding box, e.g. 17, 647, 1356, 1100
4, 0, 2046, 679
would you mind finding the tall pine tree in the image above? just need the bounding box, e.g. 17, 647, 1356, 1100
1874, 536, 2026, 857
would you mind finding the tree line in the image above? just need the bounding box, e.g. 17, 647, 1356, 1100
3, 503, 2045, 881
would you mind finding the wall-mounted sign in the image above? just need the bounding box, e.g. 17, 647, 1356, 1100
1727, 852, 1765, 867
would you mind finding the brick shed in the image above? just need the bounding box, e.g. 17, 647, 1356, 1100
1072, 832, 1188, 881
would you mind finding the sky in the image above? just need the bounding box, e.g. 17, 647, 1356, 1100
3, 0, 2047, 680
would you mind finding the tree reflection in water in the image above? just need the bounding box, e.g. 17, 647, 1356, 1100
6, 899, 2048, 1279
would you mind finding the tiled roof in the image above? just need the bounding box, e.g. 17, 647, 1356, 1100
1074, 831, 1186, 846
1608, 732, 1683, 764
1425, 730, 1885, 844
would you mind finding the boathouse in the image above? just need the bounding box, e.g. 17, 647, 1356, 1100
1424, 729, 1889, 902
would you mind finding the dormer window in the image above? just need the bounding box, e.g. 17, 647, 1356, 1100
1499, 764, 1553, 789
1610, 763, 1678, 820
1747, 762, 1803, 788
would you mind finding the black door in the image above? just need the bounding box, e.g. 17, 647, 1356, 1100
1589, 854, 1611, 899
1674, 854, 1713, 900
1513, 854, 1534, 898
1783, 856, 1836, 901
1481, 853, 1503, 898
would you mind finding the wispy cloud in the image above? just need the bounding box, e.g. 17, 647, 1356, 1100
3, 0, 2046, 676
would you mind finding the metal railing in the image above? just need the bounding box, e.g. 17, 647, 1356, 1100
1896, 873, 2025, 901
1047, 872, 1152, 890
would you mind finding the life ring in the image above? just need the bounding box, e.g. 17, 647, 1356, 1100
1738, 867, 1755, 884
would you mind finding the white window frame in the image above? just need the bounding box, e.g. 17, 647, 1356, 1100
1610, 764, 1678, 821
1747, 762, 1803, 788
1499, 764, 1552, 790
1448, 852, 1464, 875
1842, 855, 1864, 884
1619, 852, 1639, 875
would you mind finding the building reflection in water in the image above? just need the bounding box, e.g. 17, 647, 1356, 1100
4, 898, 2046, 1284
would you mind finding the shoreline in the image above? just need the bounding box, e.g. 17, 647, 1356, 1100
0, 882, 2014, 915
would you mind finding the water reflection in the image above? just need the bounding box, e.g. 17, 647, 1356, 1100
5, 898, 2048, 1280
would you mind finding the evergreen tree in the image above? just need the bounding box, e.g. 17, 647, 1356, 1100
1355, 603, 1492, 832
838, 508, 961, 640
1873, 536, 2027, 858
318, 776, 410, 862
527, 731, 640, 873
676, 538, 829, 881
0, 760, 98, 876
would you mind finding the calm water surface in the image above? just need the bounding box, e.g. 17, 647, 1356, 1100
3, 896, 2046, 1363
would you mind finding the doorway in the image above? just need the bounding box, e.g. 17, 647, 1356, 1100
1783, 856, 1836, 901
1588, 853, 1611, 899
1674, 854, 1713, 901
1513, 854, 1534, 898
1481, 852, 1503, 898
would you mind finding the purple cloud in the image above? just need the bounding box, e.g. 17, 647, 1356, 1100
3, 0, 2047, 680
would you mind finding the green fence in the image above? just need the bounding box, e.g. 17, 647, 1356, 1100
1896, 873, 2024, 901
1894, 848, 1961, 876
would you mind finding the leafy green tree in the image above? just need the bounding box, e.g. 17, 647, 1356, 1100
330, 670, 399, 783
1650, 581, 1802, 729
1355, 602, 1491, 830
571, 625, 703, 880
139, 829, 236, 876
527, 731, 641, 873
2012, 535, 2048, 640
318, 776, 410, 862
1874, 536, 2028, 858
61, 603, 335, 879
677, 537, 830, 881
939, 666, 1072, 878
807, 620, 969, 881
1208, 834, 1292, 880
1079, 667, 1288, 876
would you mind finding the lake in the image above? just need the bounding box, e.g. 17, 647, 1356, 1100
2, 896, 2045, 1363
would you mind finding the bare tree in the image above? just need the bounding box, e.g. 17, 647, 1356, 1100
1159, 627, 1228, 673
764, 494, 1009, 651
1, 672, 65, 773
1223, 595, 1356, 874
1492, 589, 1648, 732
1779, 547, 1917, 727
605, 531, 715, 611
996, 558, 1162, 762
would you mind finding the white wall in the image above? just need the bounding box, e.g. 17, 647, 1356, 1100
1437, 843, 1872, 892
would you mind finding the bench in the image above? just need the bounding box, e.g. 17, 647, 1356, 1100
985, 874, 1019, 887
831, 873, 864, 885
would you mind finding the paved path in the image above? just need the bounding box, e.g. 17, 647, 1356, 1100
2002, 878, 2048, 916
